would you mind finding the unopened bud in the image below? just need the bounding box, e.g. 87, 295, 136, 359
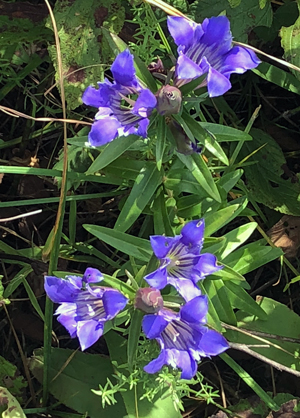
135, 288, 164, 313
169, 120, 202, 155
148, 58, 165, 74
156, 85, 182, 116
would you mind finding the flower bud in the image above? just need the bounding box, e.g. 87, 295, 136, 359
135, 288, 164, 313
148, 58, 165, 74
156, 85, 182, 116
169, 120, 202, 155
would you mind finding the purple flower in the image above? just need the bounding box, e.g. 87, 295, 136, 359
144, 219, 223, 302
167, 16, 260, 97
142, 295, 229, 379
44, 268, 128, 350
82, 50, 157, 147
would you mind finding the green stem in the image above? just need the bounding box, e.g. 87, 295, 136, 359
147, 4, 172, 55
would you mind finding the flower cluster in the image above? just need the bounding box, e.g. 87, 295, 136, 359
138, 219, 228, 378
83, 17, 259, 146
44, 219, 229, 379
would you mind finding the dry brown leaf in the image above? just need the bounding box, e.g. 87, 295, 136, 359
268, 215, 300, 259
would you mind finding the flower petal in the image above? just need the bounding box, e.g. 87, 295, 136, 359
166, 349, 197, 380
196, 253, 223, 279
111, 49, 137, 87
207, 66, 232, 97
102, 289, 128, 319
199, 329, 229, 356
133, 89, 157, 118
82, 82, 112, 108
176, 54, 204, 82
76, 320, 104, 350
44, 276, 82, 303
88, 117, 120, 147
137, 117, 150, 138
82, 86, 102, 108
144, 350, 167, 374
168, 277, 202, 302
57, 310, 77, 338
201, 16, 232, 56
167, 17, 197, 50
223, 45, 261, 76
142, 314, 168, 339
181, 219, 205, 248
83, 267, 103, 284
144, 266, 168, 290
180, 295, 208, 324
150, 235, 180, 259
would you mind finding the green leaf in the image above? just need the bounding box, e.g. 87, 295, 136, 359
22, 278, 45, 321
253, 62, 300, 94
233, 297, 300, 372
152, 189, 174, 236
203, 279, 236, 325
223, 239, 283, 275
221, 353, 280, 410
0, 15, 52, 45
240, 128, 300, 215
180, 74, 207, 96
127, 309, 143, 369
53, 144, 93, 190
0, 387, 27, 418
225, 280, 267, 320
48, 0, 125, 109
156, 117, 167, 171
4, 266, 33, 298
83, 224, 152, 261
199, 123, 252, 142
86, 135, 138, 174
29, 348, 127, 417
204, 204, 241, 236
259, 0, 268, 9
102, 274, 135, 297
190, 0, 272, 42
181, 113, 229, 165
114, 164, 162, 232
217, 222, 257, 259
105, 331, 182, 418
177, 153, 221, 202
280, 9, 300, 81
218, 169, 244, 194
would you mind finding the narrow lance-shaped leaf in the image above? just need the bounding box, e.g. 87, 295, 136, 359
114, 164, 162, 232
83, 224, 152, 261
177, 152, 221, 202
86, 135, 138, 174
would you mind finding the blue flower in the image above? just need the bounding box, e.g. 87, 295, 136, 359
44, 268, 128, 350
167, 16, 260, 97
144, 219, 223, 302
143, 295, 229, 379
82, 49, 157, 147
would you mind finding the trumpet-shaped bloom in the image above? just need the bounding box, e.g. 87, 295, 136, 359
44, 268, 128, 350
143, 295, 229, 379
144, 219, 223, 302
167, 16, 260, 97
82, 49, 157, 147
